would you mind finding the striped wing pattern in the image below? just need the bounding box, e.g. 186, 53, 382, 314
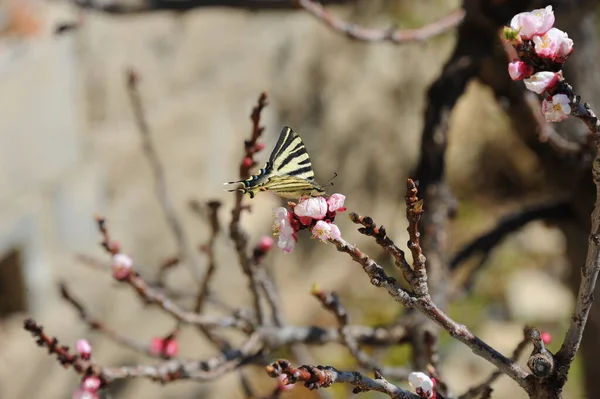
225, 126, 325, 199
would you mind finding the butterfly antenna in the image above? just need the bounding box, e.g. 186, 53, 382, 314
323, 172, 338, 187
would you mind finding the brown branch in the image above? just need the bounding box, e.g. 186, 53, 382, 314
126, 69, 201, 280
24, 318, 263, 383
59, 282, 159, 357
296, 0, 464, 44
229, 92, 270, 326
258, 324, 410, 347
328, 234, 532, 392
552, 88, 600, 384
265, 360, 419, 399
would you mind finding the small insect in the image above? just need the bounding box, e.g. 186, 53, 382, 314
225, 126, 327, 199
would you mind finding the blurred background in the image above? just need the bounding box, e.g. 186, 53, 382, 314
0, 0, 592, 398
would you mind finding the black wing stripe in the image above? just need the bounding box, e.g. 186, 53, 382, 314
286, 166, 314, 177
275, 147, 308, 172
269, 127, 297, 164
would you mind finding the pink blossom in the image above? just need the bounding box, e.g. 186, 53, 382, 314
408, 372, 435, 398
326, 193, 346, 212
510, 6, 555, 40
257, 236, 274, 252
523, 71, 559, 94
273, 207, 297, 253
329, 223, 342, 240
541, 331, 552, 345
72, 389, 99, 399
533, 28, 573, 60
541, 94, 571, 122
75, 339, 92, 360
508, 61, 533, 81
294, 197, 327, 220
311, 220, 341, 242
81, 377, 101, 392
111, 253, 133, 280
149, 337, 178, 357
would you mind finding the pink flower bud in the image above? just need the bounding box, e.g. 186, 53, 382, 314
409, 371, 435, 398
509, 6, 554, 40
278, 374, 295, 392
541, 94, 571, 122
254, 142, 266, 152
82, 376, 101, 392
508, 61, 533, 81
541, 331, 552, 345
111, 253, 133, 280
75, 339, 92, 360
294, 197, 327, 220
326, 193, 346, 213
241, 157, 253, 169
149, 337, 178, 358
257, 236, 274, 252
523, 71, 559, 94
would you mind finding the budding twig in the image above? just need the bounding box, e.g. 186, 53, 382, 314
266, 359, 420, 399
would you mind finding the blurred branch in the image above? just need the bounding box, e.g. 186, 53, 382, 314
24, 318, 263, 383
258, 324, 410, 347
459, 327, 531, 399
59, 282, 158, 357
126, 69, 201, 281
266, 360, 420, 399
195, 200, 223, 313
95, 216, 253, 331
450, 200, 573, 288
297, 0, 464, 44
71, 0, 352, 13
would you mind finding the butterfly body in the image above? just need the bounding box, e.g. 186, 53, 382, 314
225, 126, 326, 199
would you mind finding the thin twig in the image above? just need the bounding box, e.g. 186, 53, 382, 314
296, 0, 464, 44
195, 200, 223, 313
59, 282, 158, 357
229, 92, 270, 326
265, 359, 420, 399
126, 69, 201, 280
94, 217, 253, 332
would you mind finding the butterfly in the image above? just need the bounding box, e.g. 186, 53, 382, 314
225, 126, 327, 199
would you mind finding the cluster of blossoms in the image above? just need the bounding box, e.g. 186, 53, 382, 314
504, 6, 574, 122
272, 193, 346, 253
72, 340, 101, 399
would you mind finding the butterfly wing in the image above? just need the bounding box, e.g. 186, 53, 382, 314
269, 126, 315, 181
225, 126, 324, 198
